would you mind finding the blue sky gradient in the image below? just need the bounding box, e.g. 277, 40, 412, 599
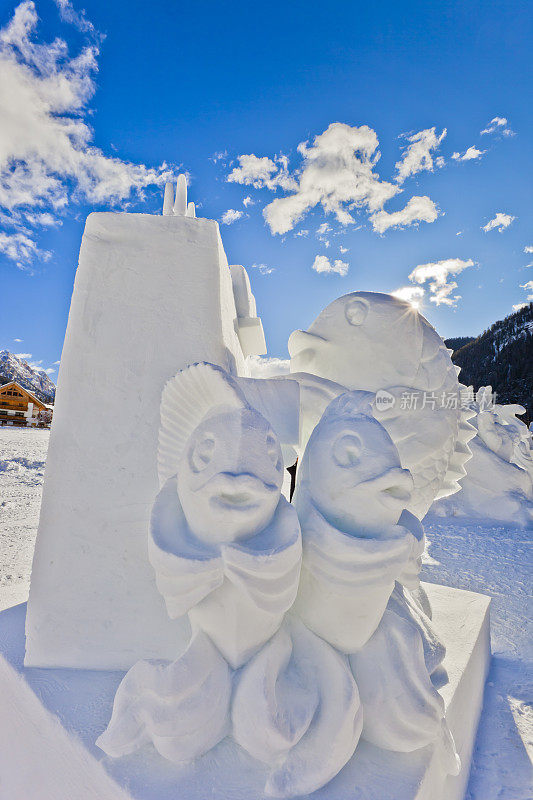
0, 0, 531, 376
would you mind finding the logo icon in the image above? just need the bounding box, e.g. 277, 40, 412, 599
375, 390, 396, 411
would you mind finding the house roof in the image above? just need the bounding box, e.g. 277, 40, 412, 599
0, 381, 48, 409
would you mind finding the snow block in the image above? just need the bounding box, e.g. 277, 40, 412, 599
25, 212, 249, 668
1, 583, 489, 800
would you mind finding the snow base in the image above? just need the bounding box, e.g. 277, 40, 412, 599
0, 582, 490, 800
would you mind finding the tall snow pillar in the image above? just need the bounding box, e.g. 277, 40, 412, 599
25, 209, 249, 669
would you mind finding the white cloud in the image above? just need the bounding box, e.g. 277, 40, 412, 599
43, 367, 55, 374
395, 127, 446, 184
53, 0, 95, 34
228, 123, 441, 239
53, 360, 60, 364
408, 257, 474, 307
391, 285, 425, 308
24, 211, 61, 226
339, 245, 348, 253
312, 254, 349, 276
13, 338, 22, 342
294, 229, 309, 237
246, 355, 290, 379
242, 195, 254, 207
451, 146, 485, 161
520, 280, 533, 301
482, 212, 515, 232
227, 154, 296, 191
15, 352, 31, 359
0, 230, 50, 268
211, 150, 227, 163
481, 117, 514, 136
0, 1, 172, 267
262, 123, 400, 235
220, 209, 243, 225
524, 246, 533, 254
370, 195, 439, 234
251, 263, 275, 275
512, 303, 527, 311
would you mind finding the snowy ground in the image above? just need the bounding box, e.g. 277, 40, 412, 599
0, 428, 531, 798
0, 427, 49, 609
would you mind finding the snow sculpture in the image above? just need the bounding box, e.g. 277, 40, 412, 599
288, 292, 475, 519
431, 386, 533, 526
230, 264, 267, 357
96, 632, 231, 761
25, 184, 272, 668
150, 362, 302, 667
349, 610, 460, 775
292, 393, 419, 651
292, 391, 459, 775
232, 617, 363, 798
98, 362, 302, 763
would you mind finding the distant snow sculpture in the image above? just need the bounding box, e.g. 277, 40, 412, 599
288, 292, 476, 519
431, 386, 533, 526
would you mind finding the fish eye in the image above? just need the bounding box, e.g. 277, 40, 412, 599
345, 299, 369, 326
332, 433, 362, 468
189, 434, 215, 473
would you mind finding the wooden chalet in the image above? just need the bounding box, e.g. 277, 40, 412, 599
0, 381, 52, 427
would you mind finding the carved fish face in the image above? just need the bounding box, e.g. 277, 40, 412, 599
302, 411, 413, 534
177, 408, 284, 543
289, 292, 424, 392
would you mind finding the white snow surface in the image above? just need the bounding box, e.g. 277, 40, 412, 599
0, 428, 531, 798
0, 427, 49, 608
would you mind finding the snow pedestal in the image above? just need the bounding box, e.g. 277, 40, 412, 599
25, 212, 254, 669
0, 582, 490, 800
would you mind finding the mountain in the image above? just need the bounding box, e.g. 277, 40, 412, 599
0, 350, 56, 403
444, 336, 475, 351
448, 303, 533, 423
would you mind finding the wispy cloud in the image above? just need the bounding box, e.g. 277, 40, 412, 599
312, 254, 349, 276
395, 127, 446, 184
480, 116, 514, 137
0, 1, 172, 268
220, 209, 243, 224
370, 195, 439, 234
53, 0, 96, 35
524, 246, 533, 254
451, 146, 485, 162
15, 352, 32, 359
0, 231, 50, 268
482, 212, 515, 232
251, 263, 275, 275
407, 257, 474, 307
227, 154, 296, 191
242, 195, 254, 207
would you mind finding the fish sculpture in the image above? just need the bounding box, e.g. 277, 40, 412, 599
288, 291, 476, 519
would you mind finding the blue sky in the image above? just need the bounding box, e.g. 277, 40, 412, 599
0, 0, 532, 378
